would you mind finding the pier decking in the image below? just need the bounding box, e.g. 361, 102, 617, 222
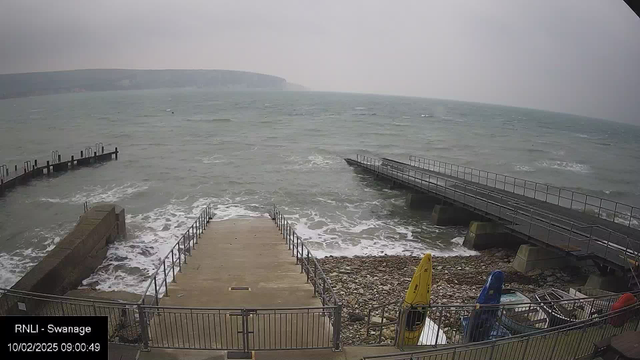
346, 155, 640, 272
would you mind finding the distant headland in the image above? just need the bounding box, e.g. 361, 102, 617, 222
0, 69, 306, 99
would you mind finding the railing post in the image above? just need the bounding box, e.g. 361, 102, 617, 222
177, 244, 182, 273
313, 261, 318, 296
163, 261, 169, 296
171, 249, 176, 283
333, 304, 342, 351
295, 236, 299, 264
397, 307, 406, 350
183, 235, 188, 263
153, 277, 159, 306
434, 306, 444, 347
137, 304, 149, 350
193, 223, 198, 248
323, 276, 327, 304
306, 250, 310, 283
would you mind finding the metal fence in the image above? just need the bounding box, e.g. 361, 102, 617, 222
363, 302, 640, 360
0, 204, 343, 352
352, 155, 640, 270
409, 155, 640, 230
139, 204, 214, 306
141, 305, 338, 351
271, 205, 342, 350
366, 291, 639, 348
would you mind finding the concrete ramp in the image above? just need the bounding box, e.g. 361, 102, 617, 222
145, 218, 335, 351
160, 218, 320, 307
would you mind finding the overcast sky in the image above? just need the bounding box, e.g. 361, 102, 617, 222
1, 0, 639, 123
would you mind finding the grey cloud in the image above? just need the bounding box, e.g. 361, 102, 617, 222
0, 0, 639, 123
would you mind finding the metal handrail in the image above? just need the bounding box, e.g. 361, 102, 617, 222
386, 157, 638, 250
365, 289, 640, 346
353, 155, 640, 269
409, 155, 640, 229
0, 287, 138, 306
271, 205, 340, 307
138, 204, 214, 305
365, 301, 640, 359
271, 205, 342, 350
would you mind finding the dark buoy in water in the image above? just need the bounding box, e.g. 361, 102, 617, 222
171, 111, 174, 114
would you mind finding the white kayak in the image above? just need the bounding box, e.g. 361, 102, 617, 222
418, 317, 447, 345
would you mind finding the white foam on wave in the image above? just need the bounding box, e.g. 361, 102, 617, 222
354, 107, 367, 110
0, 227, 71, 289
40, 183, 149, 205
536, 160, 590, 173
284, 154, 340, 170
196, 155, 226, 164
82, 201, 195, 292
286, 207, 477, 258
82, 198, 269, 293
514, 165, 535, 172
447, 237, 480, 256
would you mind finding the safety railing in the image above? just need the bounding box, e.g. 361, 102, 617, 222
352, 155, 640, 270
139, 204, 214, 306
271, 205, 342, 350
363, 301, 640, 360
366, 290, 638, 348
141, 305, 338, 351
409, 155, 640, 230
0, 288, 144, 345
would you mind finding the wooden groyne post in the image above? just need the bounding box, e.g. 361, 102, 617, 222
0, 146, 120, 197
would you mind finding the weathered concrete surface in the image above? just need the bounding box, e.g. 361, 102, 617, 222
147, 219, 330, 350
65, 289, 152, 304
138, 345, 399, 360
405, 193, 439, 211
463, 221, 525, 250
4, 204, 126, 314
584, 274, 629, 292
108, 344, 139, 360
511, 244, 566, 273
431, 205, 482, 226
161, 219, 319, 307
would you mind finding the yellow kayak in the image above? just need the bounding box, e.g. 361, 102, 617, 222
401, 253, 432, 346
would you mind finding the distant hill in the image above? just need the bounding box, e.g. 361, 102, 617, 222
0, 69, 306, 99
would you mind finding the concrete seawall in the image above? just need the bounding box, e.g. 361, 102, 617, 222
3, 204, 125, 313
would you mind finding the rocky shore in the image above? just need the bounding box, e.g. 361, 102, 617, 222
317, 248, 592, 346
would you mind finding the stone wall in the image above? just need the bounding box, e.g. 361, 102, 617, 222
4, 204, 125, 313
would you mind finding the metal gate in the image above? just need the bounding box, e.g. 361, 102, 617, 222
141, 305, 341, 352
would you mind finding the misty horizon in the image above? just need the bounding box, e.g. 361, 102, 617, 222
1, 1, 639, 124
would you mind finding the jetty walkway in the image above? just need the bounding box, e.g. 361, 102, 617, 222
345, 154, 640, 275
